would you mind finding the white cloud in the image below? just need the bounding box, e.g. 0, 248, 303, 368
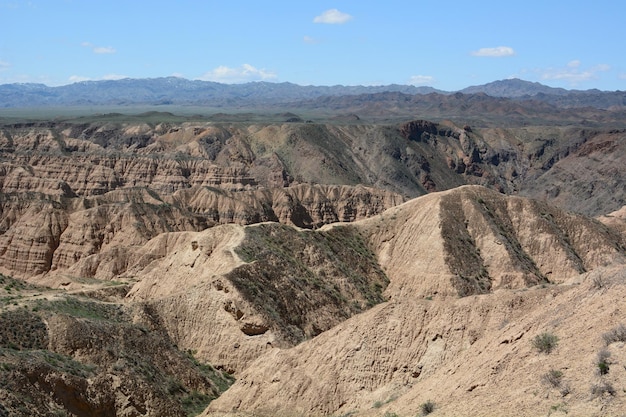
0, 60, 10, 70
81, 41, 116, 54
93, 46, 116, 54
198, 64, 277, 83
303, 35, 320, 44
471, 46, 515, 57
408, 75, 434, 86
68, 75, 91, 83
68, 73, 128, 83
619, 73, 626, 80
567, 60, 581, 68
102, 73, 128, 80
313, 9, 353, 24
540, 61, 610, 85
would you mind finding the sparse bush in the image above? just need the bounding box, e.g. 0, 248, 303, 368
541, 369, 563, 388
602, 323, 626, 345
532, 332, 559, 354
181, 390, 213, 416
591, 275, 607, 290
382, 413, 398, 417
559, 382, 571, 397
596, 348, 611, 375
420, 400, 436, 415
591, 380, 616, 397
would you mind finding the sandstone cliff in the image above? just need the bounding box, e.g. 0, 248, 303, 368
3, 120, 626, 217
0, 184, 402, 283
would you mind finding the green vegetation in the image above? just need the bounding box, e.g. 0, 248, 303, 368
532, 332, 559, 354
548, 403, 568, 416
0, 309, 48, 350
541, 369, 563, 388
185, 350, 235, 393
602, 323, 626, 345
439, 194, 492, 296
591, 380, 615, 397
420, 400, 436, 415
596, 349, 611, 375
373, 395, 397, 410
31, 296, 127, 322
231, 223, 388, 342
0, 273, 42, 301
0, 348, 97, 378
181, 390, 213, 417
0, 277, 234, 416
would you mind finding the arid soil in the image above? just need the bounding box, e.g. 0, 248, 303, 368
2, 119, 626, 416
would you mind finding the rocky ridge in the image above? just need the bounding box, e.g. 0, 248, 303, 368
3, 116, 626, 416
204, 186, 626, 416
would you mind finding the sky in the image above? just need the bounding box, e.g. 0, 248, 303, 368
1, 0, 625, 91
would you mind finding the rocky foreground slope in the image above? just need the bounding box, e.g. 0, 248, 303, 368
1, 185, 626, 415
204, 186, 626, 416
2, 117, 626, 416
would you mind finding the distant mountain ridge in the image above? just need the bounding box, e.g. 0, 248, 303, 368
0, 77, 440, 108
461, 78, 626, 109
460, 78, 570, 97
0, 77, 624, 109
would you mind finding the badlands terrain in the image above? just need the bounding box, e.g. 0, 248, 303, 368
1, 80, 626, 416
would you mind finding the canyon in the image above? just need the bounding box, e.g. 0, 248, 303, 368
1, 99, 626, 416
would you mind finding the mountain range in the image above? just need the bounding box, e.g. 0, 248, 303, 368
1, 77, 625, 110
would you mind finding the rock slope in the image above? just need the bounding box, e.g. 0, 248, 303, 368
2, 185, 625, 416
0, 274, 234, 417
204, 186, 626, 416
2, 119, 626, 217
0, 184, 401, 282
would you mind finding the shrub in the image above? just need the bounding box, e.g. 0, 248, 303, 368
541, 369, 563, 388
181, 390, 212, 416
420, 400, 436, 415
591, 275, 607, 289
596, 348, 611, 375
532, 332, 559, 354
591, 380, 615, 397
602, 323, 626, 345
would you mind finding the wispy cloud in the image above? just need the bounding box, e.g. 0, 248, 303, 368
0, 60, 11, 70
539, 61, 610, 85
303, 35, 320, 44
81, 41, 116, 54
68, 73, 128, 83
567, 60, 581, 68
93, 46, 116, 54
68, 75, 91, 83
619, 73, 626, 80
408, 75, 434, 86
198, 64, 277, 83
313, 9, 353, 24
2, 1, 36, 10
471, 46, 515, 57
102, 73, 127, 80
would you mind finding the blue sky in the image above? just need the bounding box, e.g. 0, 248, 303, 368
1, 0, 625, 91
